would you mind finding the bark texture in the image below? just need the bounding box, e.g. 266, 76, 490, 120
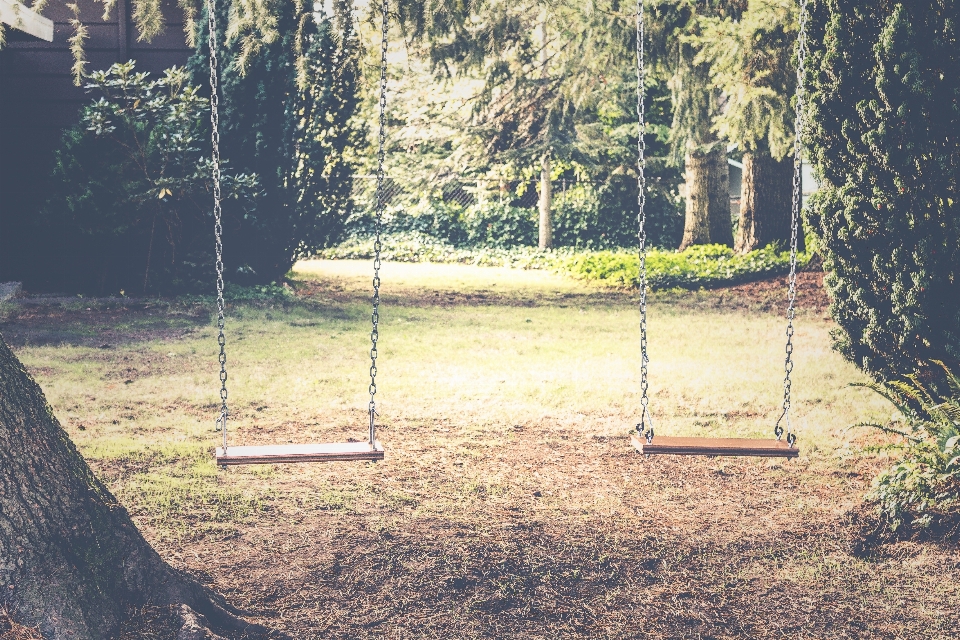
735, 152, 803, 253
680, 145, 732, 250
538, 154, 553, 249
0, 336, 270, 639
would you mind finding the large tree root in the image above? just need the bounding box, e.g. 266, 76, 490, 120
0, 336, 283, 639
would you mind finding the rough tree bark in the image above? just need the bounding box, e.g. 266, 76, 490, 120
538, 153, 553, 249
0, 336, 273, 639
735, 152, 803, 253
680, 145, 731, 250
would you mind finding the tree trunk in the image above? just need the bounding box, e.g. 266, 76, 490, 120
538, 153, 553, 249
735, 152, 802, 253
680, 145, 731, 250
0, 337, 272, 639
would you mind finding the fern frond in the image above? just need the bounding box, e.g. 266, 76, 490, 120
849, 381, 916, 417
847, 421, 922, 442
933, 360, 960, 399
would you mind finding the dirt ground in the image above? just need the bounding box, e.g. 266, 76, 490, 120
3, 269, 958, 640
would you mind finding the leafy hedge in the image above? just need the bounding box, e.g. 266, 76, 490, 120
563, 244, 807, 289
346, 178, 683, 252
319, 236, 805, 290
320, 231, 569, 269
805, 1, 960, 384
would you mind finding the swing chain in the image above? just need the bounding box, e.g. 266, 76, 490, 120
775, 0, 807, 449
368, 0, 389, 445
207, 0, 228, 452
635, 0, 653, 443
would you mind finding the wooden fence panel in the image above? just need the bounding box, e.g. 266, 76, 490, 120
0, 0, 193, 285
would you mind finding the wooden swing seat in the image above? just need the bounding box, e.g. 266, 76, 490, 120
216, 441, 384, 465
631, 433, 798, 458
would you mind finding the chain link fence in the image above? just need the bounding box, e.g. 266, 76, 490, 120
352, 175, 602, 212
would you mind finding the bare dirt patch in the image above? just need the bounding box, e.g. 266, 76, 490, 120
0, 299, 208, 348
143, 417, 959, 639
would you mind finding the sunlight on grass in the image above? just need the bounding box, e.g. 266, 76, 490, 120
11, 259, 889, 529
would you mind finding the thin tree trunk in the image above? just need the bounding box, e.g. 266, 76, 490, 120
0, 337, 273, 639
707, 146, 733, 247
537, 10, 552, 251
735, 151, 799, 253
538, 153, 552, 249
680, 145, 730, 249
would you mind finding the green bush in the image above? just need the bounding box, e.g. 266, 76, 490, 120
551, 177, 683, 250
190, 1, 359, 284
462, 202, 538, 248
319, 231, 569, 269
344, 200, 539, 249
320, 237, 803, 289
563, 244, 805, 289
805, 1, 960, 384
854, 363, 960, 534
345, 179, 682, 252
551, 184, 599, 248
42, 63, 258, 294
378, 201, 469, 245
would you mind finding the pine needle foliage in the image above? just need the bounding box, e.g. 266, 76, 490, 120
692, 0, 797, 159
804, 0, 960, 385
645, 0, 747, 161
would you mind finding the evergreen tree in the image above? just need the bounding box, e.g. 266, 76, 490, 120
695, 0, 803, 253
805, 0, 960, 382
190, 0, 360, 284
384, 0, 684, 249
647, 0, 747, 250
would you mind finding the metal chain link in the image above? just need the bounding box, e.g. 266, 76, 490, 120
775, 0, 808, 448
206, 0, 228, 453
635, 0, 654, 443
368, 0, 389, 445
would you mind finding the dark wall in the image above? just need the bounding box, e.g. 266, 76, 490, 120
0, 0, 193, 287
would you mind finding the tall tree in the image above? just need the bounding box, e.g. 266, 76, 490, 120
428, 0, 587, 248
805, 0, 960, 383
0, 337, 270, 638
385, 0, 683, 248
696, 0, 803, 253
647, 0, 746, 250
190, 0, 360, 284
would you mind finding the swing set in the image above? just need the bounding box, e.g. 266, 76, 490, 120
209, 0, 805, 465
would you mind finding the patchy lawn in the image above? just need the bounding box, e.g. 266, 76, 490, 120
2, 261, 957, 639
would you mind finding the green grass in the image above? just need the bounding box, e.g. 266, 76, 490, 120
8, 259, 889, 532
10, 260, 957, 637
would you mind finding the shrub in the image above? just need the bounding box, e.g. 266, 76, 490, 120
320, 238, 803, 290
319, 230, 569, 269
563, 244, 804, 289
190, 1, 359, 284
345, 177, 683, 252
347, 200, 469, 246
42, 63, 258, 294
462, 202, 538, 248
549, 178, 684, 251
854, 363, 960, 534
805, 1, 960, 384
